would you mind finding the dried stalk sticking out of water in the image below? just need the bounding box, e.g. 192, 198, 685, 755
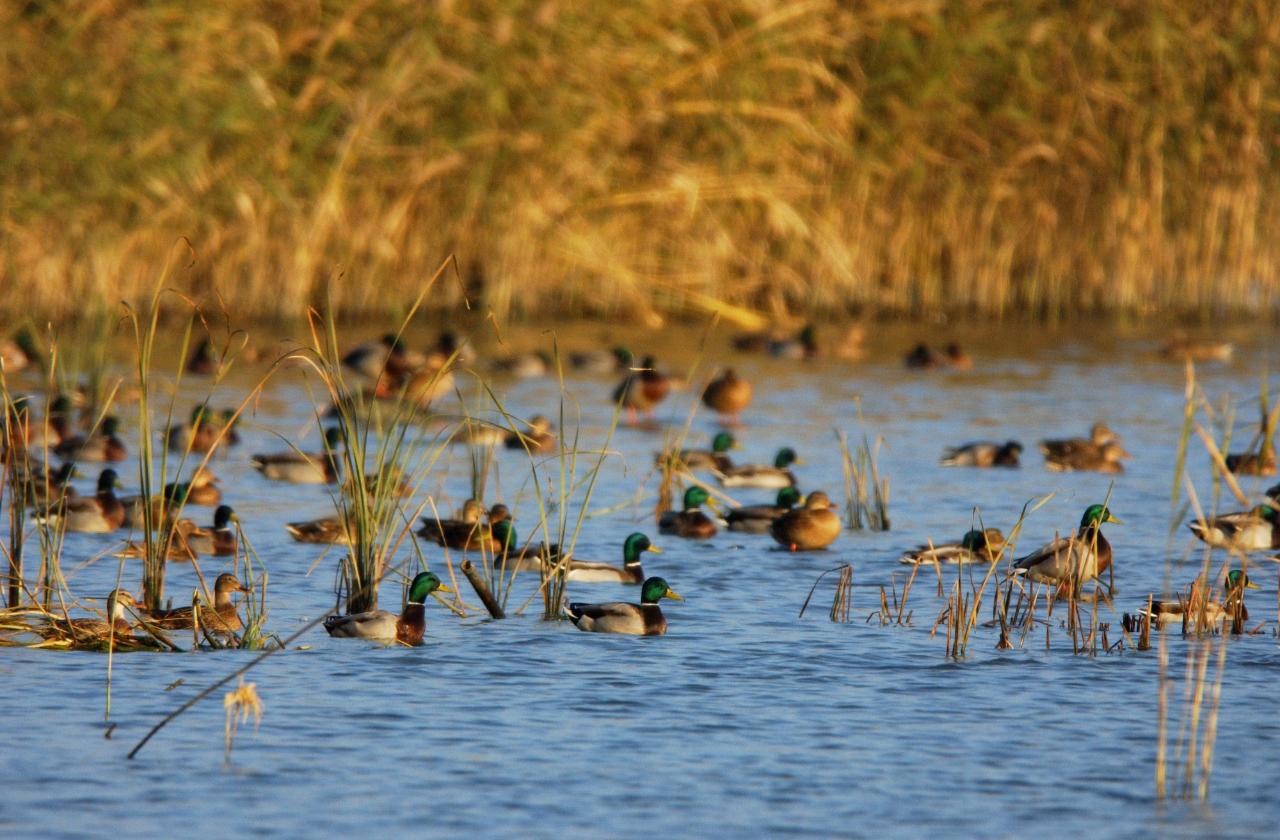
798, 565, 852, 623
835, 429, 889, 531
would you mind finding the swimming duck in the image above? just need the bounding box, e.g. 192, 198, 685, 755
342, 334, 424, 380
186, 338, 220, 375
418, 502, 510, 551
504, 415, 557, 454
18, 460, 78, 507
164, 469, 221, 507
0, 329, 41, 373
702, 369, 753, 424
54, 415, 127, 463
35, 468, 125, 533
323, 571, 452, 645
400, 364, 456, 409
491, 350, 552, 379
612, 355, 671, 422
658, 486, 720, 539
943, 343, 972, 370
8, 395, 74, 451
569, 346, 632, 374
1160, 335, 1233, 363
657, 431, 738, 472
38, 589, 139, 643
286, 516, 350, 544
1012, 504, 1120, 585
727, 487, 803, 534
1224, 412, 1276, 476
558, 533, 662, 583
1131, 570, 1259, 629
183, 505, 239, 556
940, 441, 1023, 468
1188, 505, 1280, 552
164, 404, 232, 453
712, 447, 800, 488
905, 343, 941, 369
739, 324, 819, 360
1044, 440, 1130, 473
114, 518, 205, 561
250, 427, 343, 483
899, 528, 1005, 565
1039, 423, 1121, 465
771, 490, 841, 551
146, 573, 252, 635
564, 576, 682, 635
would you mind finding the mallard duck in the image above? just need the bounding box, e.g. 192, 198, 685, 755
164, 469, 220, 507
0, 328, 40, 373
564, 576, 682, 635
1043, 440, 1129, 473
771, 490, 841, 551
18, 460, 78, 506
940, 441, 1022, 468
417, 502, 510, 550
658, 487, 720, 539
492, 350, 552, 378
612, 355, 671, 422
943, 343, 972, 370
1131, 570, 1259, 629
560, 533, 661, 583
1160, 335, 1233, 362
1012, 504, 1120, 585
504, 415, 556, 454
186, 338, 220, 375
1039, 423, 1120, 462
1188, 505, 1280, 552
656, 431, 737, 472
905, 343, 940, 369
401, 365, 456, 409
164, 404, 235, 453
38, 589, 139, 642
114, 519, 203, 562
712, 447, 799, 488
323, 571, 451, 645
35, 468, 125, 533
183, 505, 239, 556
250, 427, 343, 483
54, 415, 127, 462
1225, 414, 1276, 475
146, 573, 252, 634
286, 516, 350, 544
8, 395, 74, 450
569, 346, 632, 374
342, 334, 424, 380
702, 368, 753, 424
734, 325, 819, 360
899, 528, 1005, 565
727, 487, 803, 534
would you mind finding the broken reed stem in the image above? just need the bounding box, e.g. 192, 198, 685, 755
460, 559, 505, 619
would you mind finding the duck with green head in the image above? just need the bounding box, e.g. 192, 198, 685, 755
323, 571, 452, 645
250, 426, 344, 484
727, 487, 803, 534
184, 505, 239, 556
771, 490, 841, 551
899, 528, 1006, 565
35, 468, 125, 533
146, 573, 252, 635
418, 502, 511, 551
612, 355, 671, 424
714, 447, 800, 489
1013, 504, 1121, 585
561, 533, 662, 583
565, 576, 682, 635
55, 415, 127, 463
659, 486, 720, 539
658, 431, 738, 472
1188, 504, 1280, 552
1132, 570, 1260, 629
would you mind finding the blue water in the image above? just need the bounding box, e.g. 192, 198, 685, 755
1, 324, 1277, 839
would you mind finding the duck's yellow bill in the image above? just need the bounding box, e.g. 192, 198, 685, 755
1106, 513, 1123, 524
665, 588, 684, 601
437, 583, 455, 595
647, 545, 663, 554
1245, 580, 1260, 590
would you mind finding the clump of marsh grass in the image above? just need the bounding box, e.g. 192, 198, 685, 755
835, 428, 889, 531
798, 564, 852, 624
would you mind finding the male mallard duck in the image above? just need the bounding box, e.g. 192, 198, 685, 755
0, 328, 41, 372
899, 528, 1005, 565
250, 427, 343, 483
164, 469, 220, 507
1188, 505, 1280, 552
702, 369, 753, 425
38, 589, 139, 642
564, 576, 682, 635
560, 533, 662, 583
658, 486, 721, 539
940, 441, 1022, 468
1131, 570, 1259, 629
1012, 504, 1120, 585
185, 338, 220, 375
164, 404, 233, 453
713, 447, 800, 488
505, 415, 556, 454
286, 516, 350, 544
323, 571, 451, 645
183, 505, 239, 556
35, 468, 125, 533
54, 415, 127, 462
727, 487, 803, 534
657, 431, 738, 472
771, 490, 841, 551
418, 502, 510, 551
612, 355, 671, 423
569, 346, 632, 374
147, 573, 252, 634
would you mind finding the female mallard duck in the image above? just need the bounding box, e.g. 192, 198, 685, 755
560, 533, 662, 584
657, 431, 737, 472
505, 415, 556, 454
771, 490, 841, 551
727, 487, 802, 534
250, 427, 343, 483
164, 405, 234, 453
1039, 423, 1119, 461
401, 364, 456, 409
658, 486, 720, 539
1130, 570, 1259, 629
0, 328, 40, 372
54, 415, 127, 463
323, 571, 452, 645
35, 468, 125, 533
713, 447, 799, 488
702, 368, 753, 425
564, 576, 682, 635
899, 528, 1005, 565
286, 516, 350, 544
1043, 440, 1129, 473
1188, 505, 1280, 552
38, 589, 138, 643
9, 395, 73, 450
182, 505, 238, 556
612, 355, 671, 423
418, 502, 510, 550
1160, 335, 1233, 363
1225, 412, 1276, 475
492, 350, 552, 378
1012, 504, 1120, 585
940, 441, 1022, 468
452, 419, 510, 447
569, 346, 632, 374
164, 469, 220, 507
146, 573, 252, 635
115, 518, 204, 561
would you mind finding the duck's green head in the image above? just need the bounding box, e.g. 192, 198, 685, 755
97, 469, 121, 493
613, 347, 633, 366
960, 529, 987, 551
774, 447, 800, 468
623, 532, 660, 565
1080, 504, 1120, 529
682, 486, 714, 511
799, 324, 818, 350
408, 571, 452, 604
776, 486, 802, 508
640, 576, 682, 605
711, 431, 736, 453
190, 404, 209, 426
213, 505, 237, 530
1225, 570, 1260, 593
491, 518, 517, 552
14, 328, 39, 358
324, 426, 345, 449
1252, 504, 1279, 522
102, 416, 121, 437
50, 395, 73, 415
165, 482, 190, 505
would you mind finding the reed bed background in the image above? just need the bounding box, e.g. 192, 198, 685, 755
5, 1, 1280, 322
